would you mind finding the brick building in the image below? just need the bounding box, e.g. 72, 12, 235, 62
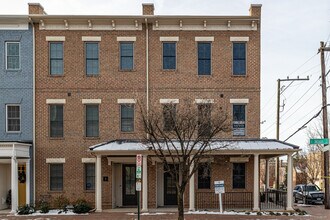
0, 15, 33, 212
29, 3, 299, 212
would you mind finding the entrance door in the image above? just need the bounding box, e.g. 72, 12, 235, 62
18, 165, 26, 206
122, 164, 137, 206
164, 165, 178, 205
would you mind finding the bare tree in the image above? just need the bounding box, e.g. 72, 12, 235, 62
138, 99, 231, 220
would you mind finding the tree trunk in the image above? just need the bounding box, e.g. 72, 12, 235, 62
177, 191, 184, 220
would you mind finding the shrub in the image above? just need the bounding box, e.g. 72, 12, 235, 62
38, 200, 50, 213
53, 195, 70, 211
17, 204, 35, 215
73, 199, 92, 214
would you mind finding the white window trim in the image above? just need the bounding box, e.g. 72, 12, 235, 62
82, 36, 101, 41
230, 99, 249, 104
195, 99, 214, 104
160, 99, 179, 104
46, 99, 66, 104
82, 158, 96, 163
46, 36, 66, 41
160, 36, 179, 42
6, 104, 21, 133
46, 158, 66, 163
82, 99, 102, 104
117, 99, 136, 104
230, 36, 249, 42
5, 42, 20, 70
117, 36, 136, 41
195, 36, 214, 42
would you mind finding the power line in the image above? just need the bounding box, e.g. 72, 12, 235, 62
284, 104, 330, 142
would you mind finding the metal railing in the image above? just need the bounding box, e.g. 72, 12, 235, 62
260, 189, 287, 210
195, 191, 253, 210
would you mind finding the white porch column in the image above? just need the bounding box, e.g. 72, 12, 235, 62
286, 153, 294, 211
11, 157, 18, 213
265, 159, 270, 189
142, 154, 148, 212
26, 160, 30, 205
189, 157, 195, 211
95, 155, 102, 212
253, 154, 260, 211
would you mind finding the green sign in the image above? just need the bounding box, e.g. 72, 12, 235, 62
310, 138, 329, 145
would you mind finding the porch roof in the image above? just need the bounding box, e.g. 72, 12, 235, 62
0, 142, 31, 158
89, 139, 299, 154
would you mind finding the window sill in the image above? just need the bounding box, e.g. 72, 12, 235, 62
119, 69, 136, 72
232, 74, 247, 77
162, 69, 177, 73
198, 74, 212, 77
120, 131, 135, 134
86, 74, 100, 77
48, 190, 64, 193
84, 137, 100, 140
84, 190, 95, 193
5, 69, 22, 73
48, 74, 65, 77
49, 137, 65, 140
6, 131, 21, 134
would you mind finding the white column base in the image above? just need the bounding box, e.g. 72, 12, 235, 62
253, 208, 260, 212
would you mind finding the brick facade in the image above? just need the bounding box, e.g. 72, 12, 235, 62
31, 3, 261, 209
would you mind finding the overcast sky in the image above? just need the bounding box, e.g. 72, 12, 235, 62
1, 0, 330, 150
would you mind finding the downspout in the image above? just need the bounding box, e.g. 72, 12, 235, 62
28, 17, 36, 205
145, 18, 149, 138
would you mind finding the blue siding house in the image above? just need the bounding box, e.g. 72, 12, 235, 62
0, 16, 33, 212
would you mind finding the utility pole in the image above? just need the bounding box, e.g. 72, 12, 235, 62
319, 41, 330, 209
276, 77, 309, 190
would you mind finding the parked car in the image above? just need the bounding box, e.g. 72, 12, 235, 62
293, 184, 324, 204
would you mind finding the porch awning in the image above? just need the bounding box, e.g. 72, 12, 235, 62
89, 139, 299, 154
0, 142, 31, 158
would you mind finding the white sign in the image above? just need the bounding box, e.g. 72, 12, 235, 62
136, 154, 142, 167
136, 180, 142, 191
322, 145, 330, 152
214, 180, 225, 194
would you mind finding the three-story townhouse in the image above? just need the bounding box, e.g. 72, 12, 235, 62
29, 3, 299, 212
0, 15, 34, 213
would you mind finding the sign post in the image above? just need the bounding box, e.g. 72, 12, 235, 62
136, 154, 142, 220
214, 180, 225, 213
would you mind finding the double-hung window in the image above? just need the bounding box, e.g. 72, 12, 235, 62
85, 105, 99, 137
198, 163, 211, 189
233, 104, 246, 136
86, 43, 99, 75
233, 163, 245, 189
120, 104, 134, 132
163, 104, 176, 131
120, 42, 134, 70
233, 43, 246, 75
163, 42, 176, 70
85, 163, 95, 190
50, 42, 63, 75
50, 164, 63, 191
198, 104, 211, 137
50, 105, 63, 137
6, 42, 20, 70
198, 42, 211, 75
6, 105, 20, 132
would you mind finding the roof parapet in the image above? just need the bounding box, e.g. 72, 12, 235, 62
142, 3, 154, 15
249, 4, 262, 18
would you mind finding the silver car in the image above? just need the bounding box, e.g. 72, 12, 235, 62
293, 184, 324, 204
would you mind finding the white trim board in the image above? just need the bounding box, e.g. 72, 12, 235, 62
46, 99, 66, 104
